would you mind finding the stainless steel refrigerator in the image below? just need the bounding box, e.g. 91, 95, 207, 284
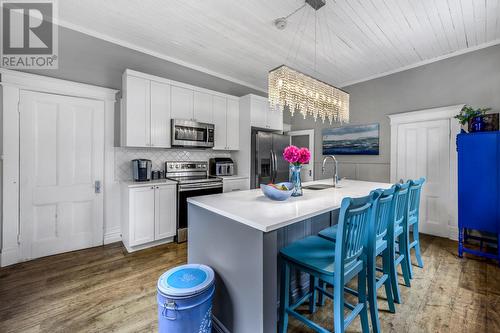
251, 130, 291, 189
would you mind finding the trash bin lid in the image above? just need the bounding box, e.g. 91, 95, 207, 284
158, 264, 214, 297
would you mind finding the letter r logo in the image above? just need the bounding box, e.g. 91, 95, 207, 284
2, 1, 53, 54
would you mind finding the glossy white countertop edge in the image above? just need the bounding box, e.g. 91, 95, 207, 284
188, 179, 393, 232
218, 175, 249, 181
121, 179, 177, 188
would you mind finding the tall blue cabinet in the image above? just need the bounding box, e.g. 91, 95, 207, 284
457, 131, 500, 264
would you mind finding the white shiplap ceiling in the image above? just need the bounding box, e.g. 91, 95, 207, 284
58, 0, 500, 91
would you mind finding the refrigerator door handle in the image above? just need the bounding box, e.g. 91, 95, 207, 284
272, 151, 278, 182
270, 150, 275, 183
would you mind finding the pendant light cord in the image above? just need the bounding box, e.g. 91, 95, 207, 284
284, 3, 307, 20
314, 9, 317, 72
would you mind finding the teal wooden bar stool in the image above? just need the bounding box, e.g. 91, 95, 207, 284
390, 182, 412, 304
318, 188, 396, 333
406, 178, 426, 278
278, 193, 379, 333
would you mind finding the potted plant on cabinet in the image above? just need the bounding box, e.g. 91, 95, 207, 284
455, 105, 492, 132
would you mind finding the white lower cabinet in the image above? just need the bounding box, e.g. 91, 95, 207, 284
222, 177, 249, 193
155, 185, 177, 240
122, 182, 176, 252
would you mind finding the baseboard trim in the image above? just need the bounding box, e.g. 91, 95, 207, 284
0, 246, 20, 267
104, 227, 122, 245
449, 226, 459, 241
123, 237, 175, 253
212, 316, 230, 333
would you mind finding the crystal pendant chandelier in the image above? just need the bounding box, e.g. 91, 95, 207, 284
268, 0, 349, 124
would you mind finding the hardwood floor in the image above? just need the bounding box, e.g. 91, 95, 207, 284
0, 235, 498, 332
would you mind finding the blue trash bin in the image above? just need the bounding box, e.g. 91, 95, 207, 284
157, 264, 215, 333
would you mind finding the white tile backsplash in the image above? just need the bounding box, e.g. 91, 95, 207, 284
115, 147, 231, 181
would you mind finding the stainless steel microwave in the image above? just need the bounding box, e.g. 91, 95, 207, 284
171, 119, 215, 148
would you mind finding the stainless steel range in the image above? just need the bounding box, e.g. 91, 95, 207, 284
165, 161, 223, 243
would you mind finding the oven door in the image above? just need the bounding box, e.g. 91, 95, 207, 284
171, 119, 214, 148
177, 182, 223, 242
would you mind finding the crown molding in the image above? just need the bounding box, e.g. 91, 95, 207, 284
339, 39, 500, 88
57, 19, 500, 94
388, 104, 465, 125
57, 19, 267, 94
0, 68, 118, 101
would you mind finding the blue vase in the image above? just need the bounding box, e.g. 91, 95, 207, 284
290, 165, 303, 197
470, 116, 484, 132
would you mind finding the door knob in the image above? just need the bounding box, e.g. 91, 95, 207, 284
94, 180, 102, 193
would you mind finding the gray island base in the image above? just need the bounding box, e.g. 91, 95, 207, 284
187, 179, 391, 333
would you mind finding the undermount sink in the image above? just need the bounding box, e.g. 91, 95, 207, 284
303, 184, 335, 190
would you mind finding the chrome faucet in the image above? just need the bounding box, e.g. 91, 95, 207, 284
322, 155, 339, 187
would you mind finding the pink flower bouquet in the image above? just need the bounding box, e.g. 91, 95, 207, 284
283, 145, 311, 166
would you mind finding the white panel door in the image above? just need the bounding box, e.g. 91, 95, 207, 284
251, 97, 268, 129
288, 130, 315, 182
193, 91, 213, 123
154, 185, 176, 240
213, 95, 227, 150
171, 85, 194, 120
150, 81, 171, 148
129, 186, 155, 246
226, 99, 239, 150
20, 91, 105, 260
395, 119, 450, 237
125, 75, 150, 147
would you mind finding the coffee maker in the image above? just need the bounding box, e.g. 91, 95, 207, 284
132, 159, 152, 181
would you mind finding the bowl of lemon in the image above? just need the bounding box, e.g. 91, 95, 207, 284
260, 182, 294, 201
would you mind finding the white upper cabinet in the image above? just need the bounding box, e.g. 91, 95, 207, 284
213, 96, 227, 150
244, 94, 283, 131
226, 99, 239, 150
121, 70, 240, 150
150, 81, 171, 148
171, 85, 194, 120
213, 96, 240, 151
193, 91, 213, 123
267, 108, 283, 132
123, 75, 151, 147
251, 97, 268, 129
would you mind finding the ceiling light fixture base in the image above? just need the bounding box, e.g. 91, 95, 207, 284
305, 0, 326, 11
274, 17, 287, 30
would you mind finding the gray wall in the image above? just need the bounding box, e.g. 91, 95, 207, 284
290, 44, 500, 182
20, 26, 266, 97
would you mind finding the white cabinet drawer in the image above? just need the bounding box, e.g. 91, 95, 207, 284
223, 178, 249, 193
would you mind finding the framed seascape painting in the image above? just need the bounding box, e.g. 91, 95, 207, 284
322, 123, 380, 155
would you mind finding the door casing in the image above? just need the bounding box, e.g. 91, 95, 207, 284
287, 129, 315, 182
0, 68, 118, 267
389, 104, 463, 240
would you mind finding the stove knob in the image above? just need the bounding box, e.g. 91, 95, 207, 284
175, 164, 180, 169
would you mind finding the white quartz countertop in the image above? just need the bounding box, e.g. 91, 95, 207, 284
121, 179, 177, 188
218, 175, 249, 181
188, 179, 392, 232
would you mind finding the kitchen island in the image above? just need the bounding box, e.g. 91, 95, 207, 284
187, 179, 392, 333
